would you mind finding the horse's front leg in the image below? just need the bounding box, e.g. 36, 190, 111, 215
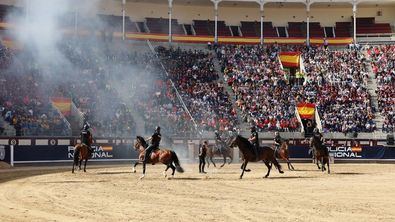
206, 157, 210, 168
140, 163, 147, 179
228, 152, 233, 165
72, 162, 75, 173
263, 161, 272, 178
287, 160, 295, 171
239, 161, 248, 179
321, 157, 325, 172
210, 156, 216, 168
220, 155, 226, 168
79, 159, 82, 170
132, 162, 139, 173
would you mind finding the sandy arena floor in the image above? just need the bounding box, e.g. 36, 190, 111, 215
0, 162, 395, 222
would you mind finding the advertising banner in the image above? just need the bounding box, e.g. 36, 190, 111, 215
0, 145, 11, 164
288, 145, 395, 160
13, 144, 139, 163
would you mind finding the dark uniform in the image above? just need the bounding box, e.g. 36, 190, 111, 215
249, 127, 259, 161
274, 132, 282, 156
214, 131, 224, 154
143, 126, 161, 164
80, 123, 93, 153
312, 128, 328, 155
199, 141, 208, 174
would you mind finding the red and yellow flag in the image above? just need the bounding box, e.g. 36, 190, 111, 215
297, 103, 315, 119
51, 97, 72, 116
279, 52, 300, 68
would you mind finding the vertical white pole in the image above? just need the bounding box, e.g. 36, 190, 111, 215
168, 0, 173, 43
306, 4, 310, 46
10, 145, 14, 167
74, 10, 78, 36
122, 0, 126, 40
353, 2, 357, 44
260, 2, 264, 45
214, 1, 218, 43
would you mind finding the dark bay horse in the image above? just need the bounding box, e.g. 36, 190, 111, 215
72, 143, 92, 173
310, 137, 330, 174
274, 141, 295, 171
133, 136, 184, 179
230, 135, 284, 179
206, 140, 233, 168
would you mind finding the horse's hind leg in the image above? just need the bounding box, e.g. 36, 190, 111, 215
321, 157, 326, 172
79, 160, 82, 170
163, 165, 170, 178
84, 159, 87, 172
263, 161, 272, 178
326, 158, 330, 174
170, 163, 176, 177
72, 163, 75, 173
206, 157, 210, 168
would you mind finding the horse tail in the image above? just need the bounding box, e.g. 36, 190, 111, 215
171, 151, 184, 173
74, 145, 81, 165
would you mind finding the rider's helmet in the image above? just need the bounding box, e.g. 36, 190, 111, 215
155, 126, 161, 133
250, 126, 256, 133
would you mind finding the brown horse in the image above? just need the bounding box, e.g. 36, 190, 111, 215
310, 137, 330, 174
230, 135, 284, 179
133, 136, 184, 179
206, 141, 233, 168
273, 140, 295, 171
72, 143, 92, 173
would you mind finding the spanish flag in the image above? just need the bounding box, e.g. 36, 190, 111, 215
297, 103, 315, 119
279, 52, 300, 68
51, 97, 72, 116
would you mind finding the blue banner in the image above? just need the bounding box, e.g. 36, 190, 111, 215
14, 144, 139, 162
288, 145, 395, 159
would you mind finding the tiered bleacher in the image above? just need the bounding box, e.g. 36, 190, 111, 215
146, 17, 184, 35
369, 45, 395, 133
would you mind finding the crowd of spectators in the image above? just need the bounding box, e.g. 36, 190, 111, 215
0, 43, 70, 136
217, 45, 300, 132
301, 47, 376, 133
369, 45, 395, 133
217, 44, 376, 133
156, 46, 238, 132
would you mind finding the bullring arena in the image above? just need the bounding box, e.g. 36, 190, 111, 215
1, 163, 395, 221
1, 0, 395, 221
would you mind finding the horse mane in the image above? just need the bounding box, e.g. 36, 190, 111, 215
136, 136, 148, 148
237, 135, 250, 145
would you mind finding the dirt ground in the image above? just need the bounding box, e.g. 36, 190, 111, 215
0, 162, 395, 222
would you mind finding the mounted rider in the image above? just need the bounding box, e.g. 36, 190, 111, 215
143, 126, 162, 164
311, 128, 328, 155
274, 131, 283, 155
80, 122, 93, 153
248, 126, 259, 160
214, 130, 225, 154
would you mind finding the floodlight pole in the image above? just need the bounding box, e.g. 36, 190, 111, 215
122, 0, 126, 40
168, 0, 173, 43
